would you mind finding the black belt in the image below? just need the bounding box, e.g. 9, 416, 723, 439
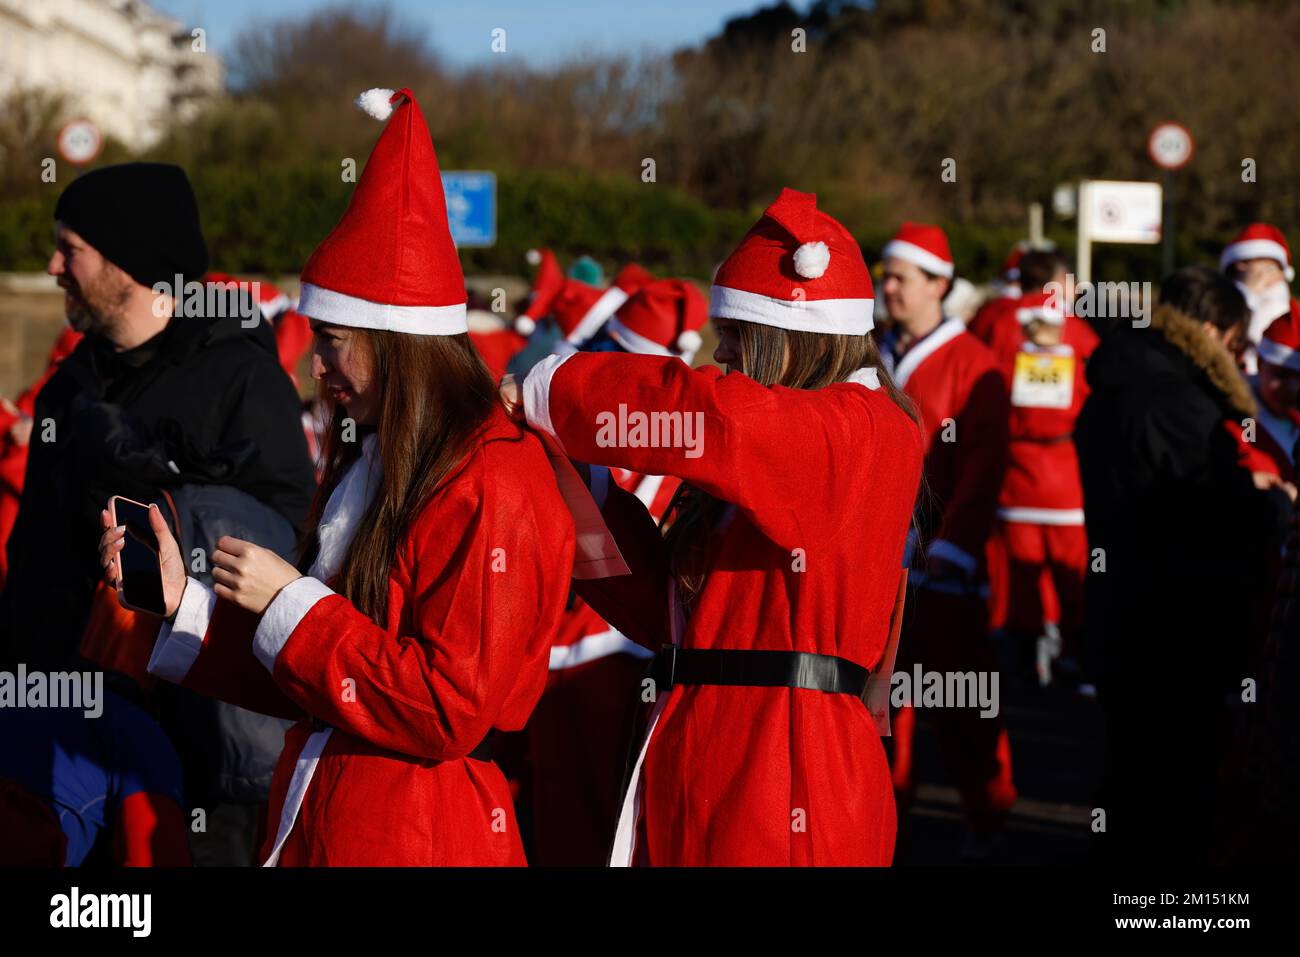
651, 646, 869, 697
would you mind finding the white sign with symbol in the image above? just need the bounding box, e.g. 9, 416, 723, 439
57, 119, 102, 165
1148, 122, 1194, 171
1079, 180, 1162, 245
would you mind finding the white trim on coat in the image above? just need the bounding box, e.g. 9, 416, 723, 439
997, 506, 1086, 526
298, 282, 468, 336
549, 629, 655, 670
891, 317, 966, 388
709, 285, 874, 335
522, 351, 574, 450
147, 577, 217, 684
253, 576, 337, 674
262, 727, 334, 867
630, 472, 666, 510
847, 366, 882, 390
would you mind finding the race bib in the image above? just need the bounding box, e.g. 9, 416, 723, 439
1011, 350, 1075, 409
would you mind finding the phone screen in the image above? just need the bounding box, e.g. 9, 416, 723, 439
113, 498, 166, 615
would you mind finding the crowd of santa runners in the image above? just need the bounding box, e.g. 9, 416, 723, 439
0, 86, 1296, 866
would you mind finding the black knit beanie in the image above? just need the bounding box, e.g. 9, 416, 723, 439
53, 163, 209, 290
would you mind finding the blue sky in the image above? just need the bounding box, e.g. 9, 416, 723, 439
153, 0, 774, 70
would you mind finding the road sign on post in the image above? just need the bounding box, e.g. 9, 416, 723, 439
1147, 123, 1194, 275
1147, 123, 1194, 171
1076, 180, 1163, 285
57, 119, 102, 166
441, 171, 496, 248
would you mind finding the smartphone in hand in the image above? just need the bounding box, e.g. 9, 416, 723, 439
107, 496, 167, 616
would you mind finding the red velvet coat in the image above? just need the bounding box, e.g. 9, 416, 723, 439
524, 352, 923, 866
147, 409, 574, 865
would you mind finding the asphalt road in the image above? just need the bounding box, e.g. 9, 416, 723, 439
897, 667, 1104, 866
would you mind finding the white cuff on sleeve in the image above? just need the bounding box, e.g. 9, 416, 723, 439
253, 576, 335, 674
928, 539, 978, 576
522, 352, 574, 448
148, 577, 217, 683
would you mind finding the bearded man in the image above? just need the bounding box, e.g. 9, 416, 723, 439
0, 163, 314, 668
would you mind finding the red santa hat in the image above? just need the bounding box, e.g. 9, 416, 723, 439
607, 278, 707, 360
1257, 308, 1300, 372
516, 247, 564, 335
561, 262, 655, 347
548, 279, 606, 339
297, 88, 466, 335
710, 188, 874, 334
206, 271, 309, 384
1014, 289, 1067, 326
1000, 242, 1029, 282
1220, 223, 1294, 282
206, 271, 292, 322
882, 222, 955, 279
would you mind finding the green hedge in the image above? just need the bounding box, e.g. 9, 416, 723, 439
0, 165, 1230, 284
0, 193, 57, 270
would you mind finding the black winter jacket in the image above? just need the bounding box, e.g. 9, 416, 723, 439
0, 304, 316, 667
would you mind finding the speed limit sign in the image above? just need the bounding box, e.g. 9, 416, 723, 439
1148, 122, 1194, 171
57, 119, 102, 166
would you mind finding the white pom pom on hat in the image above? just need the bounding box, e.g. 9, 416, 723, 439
676, 329, 703, 354
356, 88, 398, 121
515, 315, 537, 336
709, 188, 874, 335
793, 241, 830, 280
525, 248, 542, 266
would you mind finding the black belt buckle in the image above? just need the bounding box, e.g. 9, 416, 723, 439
654, 644, 678, 692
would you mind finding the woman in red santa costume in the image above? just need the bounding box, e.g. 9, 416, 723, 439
527, 277, 705, 865
506, 189, 924, 866
97, 87, 575, 866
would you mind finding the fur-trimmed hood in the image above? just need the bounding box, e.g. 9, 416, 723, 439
1089, 303, 1256, 419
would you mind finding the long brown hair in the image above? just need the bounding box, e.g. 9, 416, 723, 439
661, 321, 917, 606
299, 330, 497, 625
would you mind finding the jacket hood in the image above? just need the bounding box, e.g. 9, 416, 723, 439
1087, 303, 1256, 419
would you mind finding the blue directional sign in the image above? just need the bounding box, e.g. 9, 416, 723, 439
441, 171, 497, 248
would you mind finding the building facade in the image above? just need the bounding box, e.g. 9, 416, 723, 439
0, 0, 223, 149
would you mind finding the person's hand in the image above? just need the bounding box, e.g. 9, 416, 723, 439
99, 503, 187, 617
499, 374, 524, 422
1, 398, 31, 446
8, 415, 32, 447
1252, 470, 1297, 500
211, 536, 300, 616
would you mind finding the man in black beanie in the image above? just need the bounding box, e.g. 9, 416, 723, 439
0, 163, 316, 668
